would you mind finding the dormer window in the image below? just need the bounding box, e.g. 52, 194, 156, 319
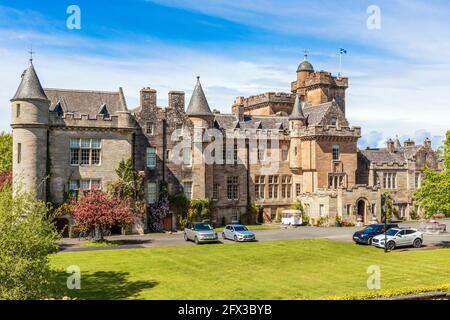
330, 116, 337, 126
146, 122, 154, 135
54, 102, 64, 117
99, 104, 110, 119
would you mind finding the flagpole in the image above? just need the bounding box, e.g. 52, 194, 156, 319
339, 52, 342, 77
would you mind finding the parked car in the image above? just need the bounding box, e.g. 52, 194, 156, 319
222, 224, 256, 242
184, 222, 219, 244
372, 228, 424, 250
353, 223, 399, 245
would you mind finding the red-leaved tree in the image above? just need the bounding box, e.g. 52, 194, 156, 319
71, 190, 135, 241
0, 169, 12, 190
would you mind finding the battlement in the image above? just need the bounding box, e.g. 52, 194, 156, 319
293, 125, 361, 139
233, 92, 295, 107
305, 71, 348, 88
49, 111, 135, 129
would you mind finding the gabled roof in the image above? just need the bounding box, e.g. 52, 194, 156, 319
360, 145, 423, 164
11, 62, 48, 102
45, 88, 127, 117
186, 77, 212, 116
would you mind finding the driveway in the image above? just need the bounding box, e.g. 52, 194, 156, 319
59, 221, 450, 252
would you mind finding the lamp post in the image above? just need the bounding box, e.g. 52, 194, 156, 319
382, 200, 388, 253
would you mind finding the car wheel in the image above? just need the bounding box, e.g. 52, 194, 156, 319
367, 237, 373, 245
413, 238, 422, 248
184, 233, 188, 241
194, 236, 199, 245
222, 232, 226, 240
234, 235, 238, 242
386, 241, 396, 251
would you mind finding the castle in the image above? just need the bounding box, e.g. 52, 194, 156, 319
10, 53, 441, 234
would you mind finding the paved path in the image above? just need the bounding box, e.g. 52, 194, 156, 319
59, 221, 450, 252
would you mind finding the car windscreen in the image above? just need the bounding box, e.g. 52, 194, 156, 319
234, 226, 248, 232
386, 229, 399, 236
194, 224, 212, 231
364, 226, 379, 232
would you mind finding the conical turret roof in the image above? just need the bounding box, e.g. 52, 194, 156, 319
289, 95, 306, 120
11, 62, 48, 102
186, 77, 212, 116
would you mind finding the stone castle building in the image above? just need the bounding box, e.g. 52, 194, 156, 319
10, 54, 441, 234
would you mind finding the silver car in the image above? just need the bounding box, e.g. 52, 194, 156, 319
222, 224, 256, 242
372, 228, 423, 250
184, 222, 219, 244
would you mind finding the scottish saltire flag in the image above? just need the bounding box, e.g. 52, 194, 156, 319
340, 48, 347, 54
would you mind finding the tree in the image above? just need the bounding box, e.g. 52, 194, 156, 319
71, 190, 136, 241
0, 168, 12, 190
0, 132, 12, 173
414, 131, 450, 217
382, 190, 394, 223
188, 198, 212, 223
0, 186, 59, 299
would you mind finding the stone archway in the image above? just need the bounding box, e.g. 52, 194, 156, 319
357, 199, 367, 224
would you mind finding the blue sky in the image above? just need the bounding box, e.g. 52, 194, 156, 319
0, 0, 449, 148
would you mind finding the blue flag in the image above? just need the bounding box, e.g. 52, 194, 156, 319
340, 48, 347, 54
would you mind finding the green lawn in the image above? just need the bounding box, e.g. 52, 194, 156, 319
50, 239, 450, 300
214, 224, 278, 232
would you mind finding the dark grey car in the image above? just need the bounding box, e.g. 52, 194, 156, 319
184, 222, 219, 244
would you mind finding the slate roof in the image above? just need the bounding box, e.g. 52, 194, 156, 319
11, 63, 48, 101
360, 145, 423, 164
186, 77, 212, 116
45, 88, 128, 117
213, 101, 334, 130
289, 95, 306, 120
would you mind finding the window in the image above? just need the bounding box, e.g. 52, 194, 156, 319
183, 147, 192, 165
146, 122, 154, 135
255, 176, 265, 199
330, 116, 337, 126
398, 204, 406, 218
383, 172, 397, 189
294, 146, 298, 156
295, 183, 301, 197
281, 175, 292, 198
182, 181, 193, 199
147, 182, 157, 204
146, 147, 156, 168
268, 175, 279, 199
231, 208, 240, 223
165, 149, 170, 161
17, 143, 21, 164
69, 179, 101, 197
346, 204, 352, 216
328, 174, 345, 189
233, 144, 238, 164
70, 138, 101, 166
319, 204, 326, 217
212, 183, 219, 200
258, 145, 265, 162
281, 145, 289, 161
271, 208, 277, 220
332, 144, 340, 160
415, 172, 421, 189
227, 176, 239, 200
371, 203, 376, 215
16, 104, 21, 118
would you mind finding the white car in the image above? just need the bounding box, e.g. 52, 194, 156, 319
372, 228, 423, 250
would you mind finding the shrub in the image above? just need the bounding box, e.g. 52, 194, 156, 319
0, 187, 59, 299
316, 216, 329, 227
71, 190, 136, 241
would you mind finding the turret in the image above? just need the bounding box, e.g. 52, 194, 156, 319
289, 95, 306, 170
10, 60, 50, 200
186, 77, 214, 199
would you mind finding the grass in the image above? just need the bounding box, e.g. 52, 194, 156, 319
50, 239, 450, 300
214, 224, 278, 232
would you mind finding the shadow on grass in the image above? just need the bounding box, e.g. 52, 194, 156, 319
52, 270, 158, 300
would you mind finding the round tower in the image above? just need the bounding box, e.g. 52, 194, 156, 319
10, 60, 50, 200
296, 52, 314, 96
289, 95, 306, 170
186, 76, 214, 199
